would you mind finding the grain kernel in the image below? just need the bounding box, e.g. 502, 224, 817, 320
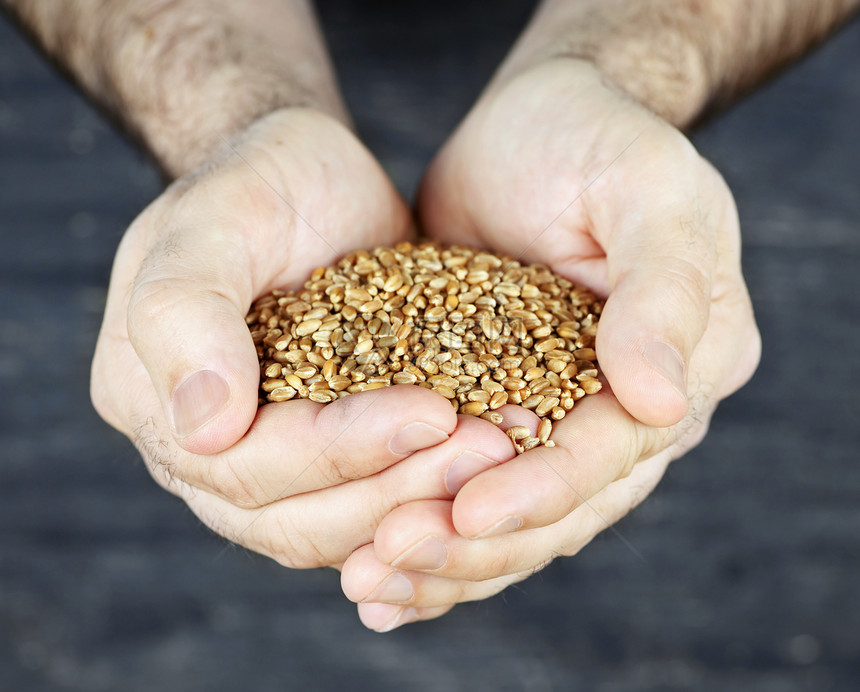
480, 411, 504, 425
269, 386, 297, 402
507, 426, 530, 441
460, 401, 488, 416
535, 396, 560, 417
296, 319, 322, 337
537, 418, 552, 444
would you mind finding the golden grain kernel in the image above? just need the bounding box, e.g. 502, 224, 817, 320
467, 390, 491, 404
261, 378, 286, 392
501, 376, 526, 390
557, 322, 580, 339
507, 426, 531, 441
264, 362, 282, 378
346, 288, 372, 303
304, 307, 329, 321
392, 371, 418, 385
294, 364, 318, 379
529, 378, 550, 394
538, 418, 552, 444
482, 380, 504, 395
480, 411, 504, 425
574, 348, 597, 361
269, 386, 297, 402
286, 300, 311, 314
534, 337, 561, 353
488, 390, 508, 409
429, 375, 459, 389
460, 401, 488, 416
524, 366, 546, 381
535, 396, 560, 417
359, 299, 383, 314
438, 331, 463, 349
434, 385, 456, 399
579, 377, 602, 394
383, 273, 404, 293
551, 406, 566, 420
353, 339, 374, 355
284, 374, 304, 390
295, 319, 321, 337
521, 436, 541, 451
547, 359, 567, 373
328, 375, 351, 391
520, 394, 542, 409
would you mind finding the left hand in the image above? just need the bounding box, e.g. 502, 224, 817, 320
340, 59, 760, 631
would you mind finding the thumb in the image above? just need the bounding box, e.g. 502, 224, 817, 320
596, 258, 708, 428
594, 187, 727, 428
126, 228, 260, 455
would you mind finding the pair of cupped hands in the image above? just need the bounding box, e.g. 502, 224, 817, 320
90, 59, 760, 632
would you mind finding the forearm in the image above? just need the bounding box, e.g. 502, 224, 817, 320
2, 0, 346, 176
494, 0, 860, 128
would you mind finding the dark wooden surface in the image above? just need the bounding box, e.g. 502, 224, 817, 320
1, 3, 859, 690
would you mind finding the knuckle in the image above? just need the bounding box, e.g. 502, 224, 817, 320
259, 512, 330, 570
654, 256, 713, 320
209, 458, 266, 509
126, 277, 183, 341
317, 447, 363, 487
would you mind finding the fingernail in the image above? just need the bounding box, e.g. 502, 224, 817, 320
475, 515, 523, 539
388, 422, 449, 455
172, 369, 230, 437
378, 606, 419, 633
446, 451, 496, 494
364, 573, 414, 604
392, 536, 448, 571
643, 341, 686, 396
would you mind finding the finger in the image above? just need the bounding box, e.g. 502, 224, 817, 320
123, 203, 264, 455
374, 498, 559, 581
356, 603, 454, 633
341, 543, 519, 608
591, 149, 733, 428
374, 452, 671, 582
173, 385, 459, 508
177, 415, 514, 568
450, 391, 651, 539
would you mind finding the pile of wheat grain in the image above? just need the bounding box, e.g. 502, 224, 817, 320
247, 243, 602, 453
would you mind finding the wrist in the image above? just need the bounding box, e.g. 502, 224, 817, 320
493, 0, 860, 131
4, 0, 348, 177
107, 0, 348, 177
490, 0, 712, 128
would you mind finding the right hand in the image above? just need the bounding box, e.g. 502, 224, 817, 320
90, 108, 515, 569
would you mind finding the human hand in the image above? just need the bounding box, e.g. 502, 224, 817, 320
90, 108, 512, 571
340, 59, 760, 630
